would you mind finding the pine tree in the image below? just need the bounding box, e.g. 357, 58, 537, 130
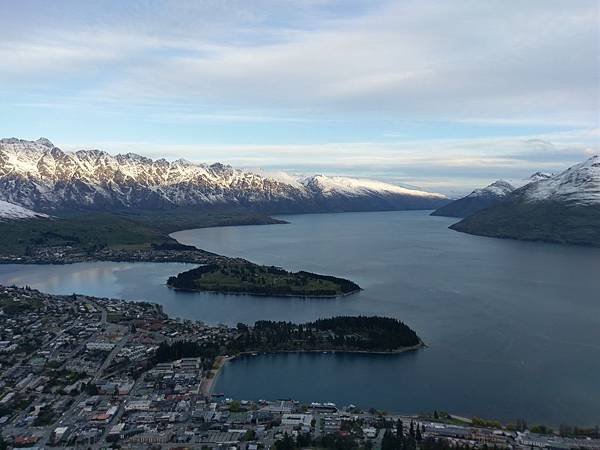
397, 418, 404, 439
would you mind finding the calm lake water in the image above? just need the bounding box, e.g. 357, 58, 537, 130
1, 211, 599, 425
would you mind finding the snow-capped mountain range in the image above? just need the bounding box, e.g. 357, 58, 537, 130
0, 138, 448, 213
432, 156, 598, 219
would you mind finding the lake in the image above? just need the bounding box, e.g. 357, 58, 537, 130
1, 210, 599, 425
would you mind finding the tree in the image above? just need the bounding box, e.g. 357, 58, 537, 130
85, 382, 99, 395
229, 400, 244, 412
243, 429, 256, 441
396, 419, 404, 438
296, 433, 312, 447
274, 433, 295, 450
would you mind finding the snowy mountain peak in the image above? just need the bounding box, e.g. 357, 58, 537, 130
579, 154, 599, 169
523, 155, 600, 205
35, 137, 54, 148
0, 200, 49, 221
528, 172, 552, 182
431, 179, 512, 218
468, 180, 514, 198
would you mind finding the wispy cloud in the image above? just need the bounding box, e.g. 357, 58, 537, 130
1, 0, 598, 192
2, 1, 598, 123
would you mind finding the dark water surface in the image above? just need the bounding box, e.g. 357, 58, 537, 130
1, 211, 599, 424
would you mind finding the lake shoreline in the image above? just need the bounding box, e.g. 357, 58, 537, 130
166, 284, 362, 299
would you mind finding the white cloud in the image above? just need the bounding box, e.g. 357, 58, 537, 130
2, 0, 597, 126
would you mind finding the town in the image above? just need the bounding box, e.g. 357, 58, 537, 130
1, 286, 599, 450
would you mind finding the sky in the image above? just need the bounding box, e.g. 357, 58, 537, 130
0, 0, 598, 195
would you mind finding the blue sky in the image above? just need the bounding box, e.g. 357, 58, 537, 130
1, 0, 598, 194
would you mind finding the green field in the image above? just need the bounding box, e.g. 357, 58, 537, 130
167, 261, 361, 297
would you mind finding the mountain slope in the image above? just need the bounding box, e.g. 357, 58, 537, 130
451, 156, 600, 246
520, 156, 600, 205
431, 180, 514, 218
0, 200, 49, 221
0, 138, 448, 213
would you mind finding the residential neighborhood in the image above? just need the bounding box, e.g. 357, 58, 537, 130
1, 286, 599, 450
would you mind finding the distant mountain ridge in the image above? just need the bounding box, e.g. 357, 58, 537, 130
451, 156, 600, 247
0, 138, 448, 213
431, 180, 515, 218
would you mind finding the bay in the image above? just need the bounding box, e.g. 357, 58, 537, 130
1, 210, 599, 424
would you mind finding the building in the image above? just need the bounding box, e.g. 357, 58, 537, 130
282, 414, 313, 428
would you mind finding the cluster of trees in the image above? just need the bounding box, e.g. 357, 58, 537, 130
0, 293, 42, 316
381, 419, 422, 450
167, 263, 220, 289
274, 432, 359, 450
558, 424, 600, 438
420, 437, 483, 450
382, 420, 496, 450
313, 316, 421, 349
472, 418, 599, 439
32, 405, 56, 426
152, 340, 220, 369
296, 271, 361, 294
273, 420, 482, 450
228, 316, 421, 353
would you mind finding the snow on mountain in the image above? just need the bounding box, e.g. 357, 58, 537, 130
528, 172, 552, 183
450, 156, 600, 247
0, 199, 48, 221
521, 155, 600, 205
301, 175, 447, 198
431, 179, 514, 218
467, 180, 515, 199
0, 138, 447, 212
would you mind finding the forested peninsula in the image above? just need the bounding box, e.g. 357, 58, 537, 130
154, 316, 424, 358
